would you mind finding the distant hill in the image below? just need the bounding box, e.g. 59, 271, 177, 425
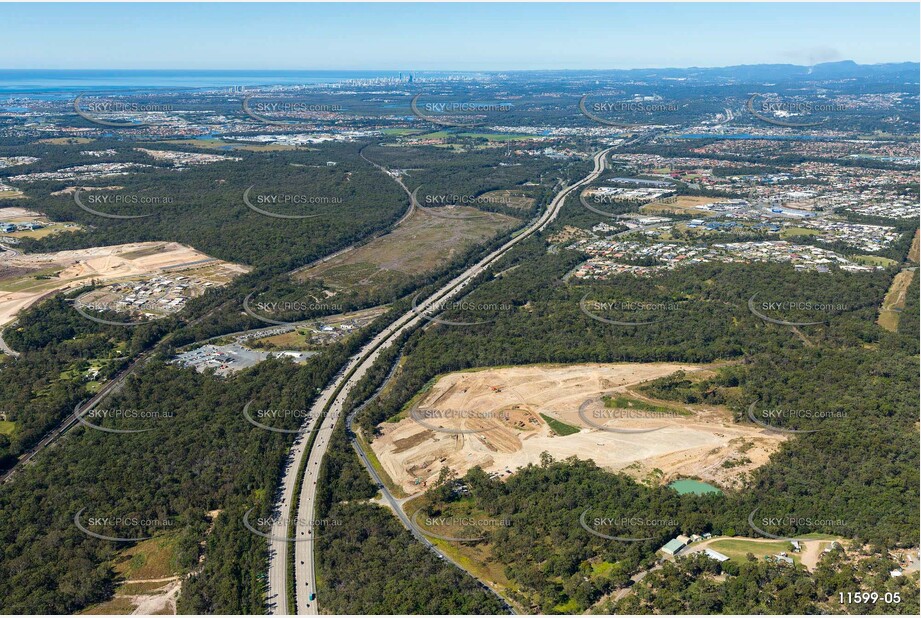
515, 61, 920, 85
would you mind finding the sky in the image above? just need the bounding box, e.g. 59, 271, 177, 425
1, 2, 918, 71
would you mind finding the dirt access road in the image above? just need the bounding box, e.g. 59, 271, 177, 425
372, 363, 785, 494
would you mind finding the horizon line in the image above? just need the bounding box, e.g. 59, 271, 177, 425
2, 60, 920, 73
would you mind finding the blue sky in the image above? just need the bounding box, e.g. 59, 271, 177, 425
2, 2, 918, 70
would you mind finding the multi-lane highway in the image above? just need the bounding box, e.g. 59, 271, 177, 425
266, 145, 614, 614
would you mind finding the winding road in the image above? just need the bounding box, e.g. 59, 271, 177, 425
345, 361, 518, 613
0, 324, 20, 358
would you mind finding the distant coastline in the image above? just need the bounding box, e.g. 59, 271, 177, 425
0, 69, 400, 95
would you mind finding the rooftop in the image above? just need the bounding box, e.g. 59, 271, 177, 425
662, 538, 686, 554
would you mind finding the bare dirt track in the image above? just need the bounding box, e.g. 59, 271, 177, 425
371, 363, 785, 494
1, 241, 245, 328
878, 269, 915, 332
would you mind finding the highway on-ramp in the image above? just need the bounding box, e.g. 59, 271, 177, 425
263, 145, 615, 615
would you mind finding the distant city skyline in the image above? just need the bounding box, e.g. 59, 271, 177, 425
1, 2, 918, 71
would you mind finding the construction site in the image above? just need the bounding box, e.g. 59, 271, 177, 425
0, 241, 247, 328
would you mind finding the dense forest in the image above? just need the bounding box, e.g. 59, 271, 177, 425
1, 112, 917, 616
0, 136, 587, 614
339, 187, 918, 612
0, 305, 392, 613
13, 143, 408, 269
313, 420, 508, 614
0, 290, 167, 467
604, 547, 918, 615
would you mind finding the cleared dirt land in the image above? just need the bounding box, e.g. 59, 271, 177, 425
1, 241, 246, 327
0, 206, 44, 220
878, 269, 915, 332
79, 533, 186, 615
908, 228, 920, 264
0, 206, 82, 239
247, 305, 388, 350
371, 364, 784, 494
294, 207, 517, 297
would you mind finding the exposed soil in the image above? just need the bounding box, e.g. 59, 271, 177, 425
371, 363, 785, 494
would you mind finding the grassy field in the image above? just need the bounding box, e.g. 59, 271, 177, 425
427, 533, 519, 606
908, 229, 919, 263
602, 394, 688, 416
640, 195, 728, 216
0, 208, 81, 238
417, 131, 450, 140
158, 138, 298, 152
780, 227, 822, 239
539, 412, 580, 436
706, 538, 801, 565
382, 128, 424, 136
0, 267, 65, 293
478, 189, 536, 210
112, 534, 183, 581
457, 132, 539, 142
852, 254, 899, 267
406, 496, 519, 606
80, 532, 183, 615
0, 420, 16, 435
411, 131, 537, 144
7, 222, 81, 239
251, 329, 315, 350
36, 137, 94, 145
249, 306, 387, 351
295, 208, 517, 298
590, 561, 618, 576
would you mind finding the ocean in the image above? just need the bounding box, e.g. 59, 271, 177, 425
0, 70, 400, 97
